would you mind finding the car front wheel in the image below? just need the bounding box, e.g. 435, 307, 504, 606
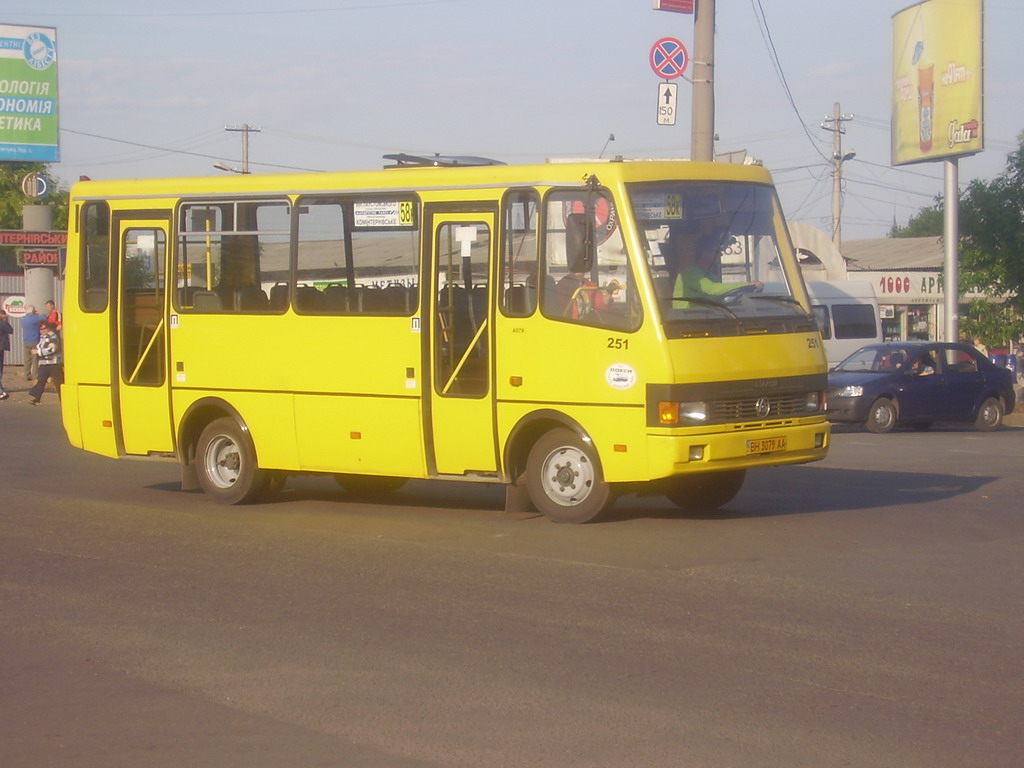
975, 397, 1004, 431
865, 398, 897, 433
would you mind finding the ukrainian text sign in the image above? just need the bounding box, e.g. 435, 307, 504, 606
0, 229, 67, 246
0, 24, 60, 162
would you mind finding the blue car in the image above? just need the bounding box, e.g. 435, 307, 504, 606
827, 342, 1016, 433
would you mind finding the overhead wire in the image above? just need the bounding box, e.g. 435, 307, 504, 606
61, 128, 326, 173
748, 0, 831, 165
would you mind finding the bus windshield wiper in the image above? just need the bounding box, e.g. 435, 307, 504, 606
669, 295, 738, 319
750, 294, 801, 306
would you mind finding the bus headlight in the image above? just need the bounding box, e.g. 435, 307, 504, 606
658, 401, 709, 425
805, 392, 822, 412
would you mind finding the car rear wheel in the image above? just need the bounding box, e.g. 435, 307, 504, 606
975, 397, 1004, 431
865, 398, 897, 433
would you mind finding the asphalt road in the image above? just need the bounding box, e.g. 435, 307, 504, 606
2, 396, 1023, 768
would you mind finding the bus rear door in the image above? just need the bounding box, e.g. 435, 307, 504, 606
113, 216, 175, 455
425, 207, 499, 476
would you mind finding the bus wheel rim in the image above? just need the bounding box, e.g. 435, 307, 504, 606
205, 435, 241, 489
540, 446, 594, 506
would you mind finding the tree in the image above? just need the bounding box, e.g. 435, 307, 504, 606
889, 203, 942, 238
958, 133, 1024, 346
891, 132, 1024, 346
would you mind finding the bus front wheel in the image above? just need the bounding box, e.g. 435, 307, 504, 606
526, 428, 613, 524
196, 417, 268, 505
664, 469, 746, 511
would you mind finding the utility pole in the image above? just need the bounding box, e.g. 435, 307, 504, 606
690, 0, 715, 162
225, 124, 260, 174
821, 102, 855, 249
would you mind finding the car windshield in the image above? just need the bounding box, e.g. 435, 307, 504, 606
834, 346, 918, 372
628, 180, 807, 323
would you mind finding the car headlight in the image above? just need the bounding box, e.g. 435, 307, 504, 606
834, 385, 864, 398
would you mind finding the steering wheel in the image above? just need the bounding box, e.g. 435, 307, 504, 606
721, 283, 762, 304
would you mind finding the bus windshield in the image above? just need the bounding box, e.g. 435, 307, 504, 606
628, 181, 805, 325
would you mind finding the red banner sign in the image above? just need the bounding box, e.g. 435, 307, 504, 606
18, 249, 60, 266
654, 0, 695, 13
0, 230, 68, 246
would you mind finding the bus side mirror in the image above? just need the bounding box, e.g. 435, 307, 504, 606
565, 213, 594, 273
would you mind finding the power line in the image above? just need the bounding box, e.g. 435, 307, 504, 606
61, 128, 325, 173
748, 0, 830, 164
10, 0, 472, 18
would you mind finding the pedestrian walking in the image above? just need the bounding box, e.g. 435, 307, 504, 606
28, 320, 63, 405
20, 305, 47, 382
0, 308, 12, 401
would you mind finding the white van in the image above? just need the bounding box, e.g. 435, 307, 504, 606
805, 281, 882, 368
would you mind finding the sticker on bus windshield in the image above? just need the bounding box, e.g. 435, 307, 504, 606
353, 200, 416, 228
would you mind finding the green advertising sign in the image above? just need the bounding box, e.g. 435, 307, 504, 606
0, 24, 59, 162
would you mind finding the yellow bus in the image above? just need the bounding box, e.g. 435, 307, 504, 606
61, 155, 830, 523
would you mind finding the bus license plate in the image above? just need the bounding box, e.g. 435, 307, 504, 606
746, 436, 787, 454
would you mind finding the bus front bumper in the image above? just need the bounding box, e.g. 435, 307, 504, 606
645, 419, 830, 478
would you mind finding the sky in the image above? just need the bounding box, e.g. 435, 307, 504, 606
4, 0, 1023, 241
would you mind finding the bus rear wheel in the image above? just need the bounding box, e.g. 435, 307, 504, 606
334, 475, 408, 496
664, 469, 746, 511
196, 417, 269, 505
526, 428, 613, 524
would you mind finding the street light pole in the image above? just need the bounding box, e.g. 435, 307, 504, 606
690, 0, 715, 162
821, 102, 855, 249
225, 124, 260, 174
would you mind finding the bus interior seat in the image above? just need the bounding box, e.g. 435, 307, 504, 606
237, 285, 269, 311
192, 290, 223, 313
504, 284, 535, 315
269, 282, 289, 310
295, 284, 324, 311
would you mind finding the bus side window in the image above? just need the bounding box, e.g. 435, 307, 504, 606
540, 190, 639, 332
175, 200, 288, 314
80, 201, 111, 312
296, 196, 420, 316
500, 188, 540, 318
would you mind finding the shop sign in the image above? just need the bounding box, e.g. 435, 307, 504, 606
3, 295, 27, 316
17, 248, 60, 267
859, 270, 943, 302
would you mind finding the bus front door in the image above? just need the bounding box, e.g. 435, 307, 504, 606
426, 210, 499, 476
113, 218, 174, 456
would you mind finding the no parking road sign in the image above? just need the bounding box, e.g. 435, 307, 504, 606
649, 37, 689, 80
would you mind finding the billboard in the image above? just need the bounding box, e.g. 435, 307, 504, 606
891, 0, 983, 166
0, 23, 59, 163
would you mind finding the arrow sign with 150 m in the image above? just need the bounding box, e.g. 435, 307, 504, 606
657, 82, 678, 126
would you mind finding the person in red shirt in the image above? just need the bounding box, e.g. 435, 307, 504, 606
44, 300, 62, 332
